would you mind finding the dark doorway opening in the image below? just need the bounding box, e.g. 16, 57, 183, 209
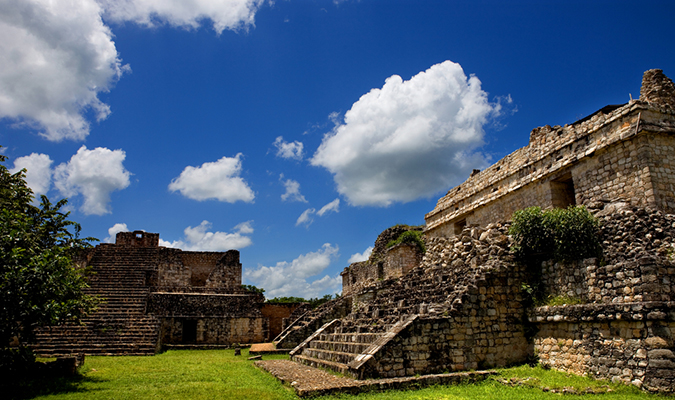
182, 320, 197, 343
454, 219, 467, 235
551, 174, 576, 208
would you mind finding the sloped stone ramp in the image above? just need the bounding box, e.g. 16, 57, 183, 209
255, 359, 495, 398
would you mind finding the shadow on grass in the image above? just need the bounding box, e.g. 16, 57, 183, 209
0, 372, 105, 400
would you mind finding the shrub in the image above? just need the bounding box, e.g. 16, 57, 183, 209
386, 230, 426, 253
509, 205, 600, 263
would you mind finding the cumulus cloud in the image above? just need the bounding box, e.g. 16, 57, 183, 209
280, 176, 307, 203
0, 0, 126, 141
295, 198, 340, 227
159, 220, 253, 251
105, 222, 129, 243
53, 146, 131, 215
244, 243, 341, 298
311, 60, 500, 206
273, 136, 304, 160
10, 153, 53, 196
0, 0, 265, 141
100, 0, 264, 34
348, 246, 373, 264
168, 154, 255, 203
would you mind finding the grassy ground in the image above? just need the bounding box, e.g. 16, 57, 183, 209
2, 350, 670, 400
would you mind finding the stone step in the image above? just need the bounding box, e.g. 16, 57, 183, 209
319, 332, 382, 343
302, 348, 357, 364
293, 354, 352, 376
308, 340, 372, 354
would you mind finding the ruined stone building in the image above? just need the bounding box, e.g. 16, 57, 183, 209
426, 68, 675, 237
33, 231, 287, 356
277, 69, 675, 393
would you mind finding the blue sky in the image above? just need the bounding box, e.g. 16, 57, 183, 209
2, 0, 674, 299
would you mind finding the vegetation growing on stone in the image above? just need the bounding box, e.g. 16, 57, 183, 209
266, 293, 338, 308
509, 205, 600, 263
385, 230, 426, 254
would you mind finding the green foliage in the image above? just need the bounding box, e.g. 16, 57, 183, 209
386, 230, 426, 253
266, 293, 338, 309
0, 150, 98, 349
509, 206, 600, 263
265, 296, 306, 304
241, 284, 265, 295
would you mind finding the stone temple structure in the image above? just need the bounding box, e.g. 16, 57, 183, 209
33, 231, 270, 356
276, 69, 675, 393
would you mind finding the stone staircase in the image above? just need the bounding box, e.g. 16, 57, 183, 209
274, 296, 352, 349
290, 225, 524, 378
32, 245, 161, 357
290, 315, 418, 378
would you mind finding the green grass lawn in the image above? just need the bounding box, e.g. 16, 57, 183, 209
3, 350, 670, 400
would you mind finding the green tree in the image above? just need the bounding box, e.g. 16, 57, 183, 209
0, 151, 98, 350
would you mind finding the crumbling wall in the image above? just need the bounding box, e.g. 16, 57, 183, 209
159, 317, 267, 345
149, 292, 267, 345
116, 231, 159, 247
532, 205, 675, 393
261, 303, 305, 340
341, 226, 423, 296
382, 244, 421, 280
362, 261, 530, 378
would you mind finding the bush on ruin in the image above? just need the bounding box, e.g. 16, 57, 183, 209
386, 230, 426, 254
509, 205, 600, 263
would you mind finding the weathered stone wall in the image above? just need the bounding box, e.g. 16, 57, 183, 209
531, 205, 675, 393
383, 244, 422, 280
149, 292, 267, 345
363, 261, 530, 378
341, 226, 424, 296
147, 293, 263, 317
261, 303, 305, 340
532, 303, 675, 393
426, 70, 675, 238
181, 252, 231, 287
155, 248, 190, 287
540, 205, 675, 304
116, 231, 159, 247
159, 317, 267, 345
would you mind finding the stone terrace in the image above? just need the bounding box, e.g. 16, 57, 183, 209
32, 244, 161, 357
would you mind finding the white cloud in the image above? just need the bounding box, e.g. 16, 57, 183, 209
53, 146, 131, 215
296, 208, 316, 227
295, 198, 340, 227
281, 176, 307, 203
311, 60, 499, 206
168, 154, 255, 203
100, 0, 264, 34
273, 136, 304, 160
244, 243, 341, 298
10, 153, 53, 196
105, 222, 129, 243
317, 198, 339, 216
0, 0, 265, 141
159, 220, 253, 251
348, 246, 373, 263
0, 0, 126, 141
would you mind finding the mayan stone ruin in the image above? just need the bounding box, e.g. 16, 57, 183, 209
32, 231, 301, 356
275, 69, 675, 393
